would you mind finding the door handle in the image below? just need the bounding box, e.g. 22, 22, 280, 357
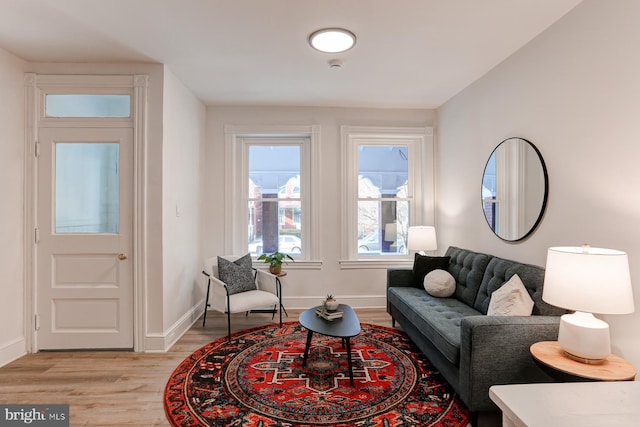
118, 253, 127, 260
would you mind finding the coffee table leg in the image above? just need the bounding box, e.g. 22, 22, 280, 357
346, 337, 354, 386
302, 330, 313, 366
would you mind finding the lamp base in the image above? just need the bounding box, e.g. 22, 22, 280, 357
558, 311, 611, 363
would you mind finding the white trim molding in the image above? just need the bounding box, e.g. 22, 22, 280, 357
0, 337, 27, 369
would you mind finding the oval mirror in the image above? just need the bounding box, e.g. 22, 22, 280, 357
481, 137, 548, 242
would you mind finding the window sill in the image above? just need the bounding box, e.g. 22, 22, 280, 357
339, 258, 413, 270
253, 260, 323, 270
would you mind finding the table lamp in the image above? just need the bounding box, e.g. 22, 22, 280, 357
407, 226, 437, 255
542, 245, 634, 364
384, 222, 398, 242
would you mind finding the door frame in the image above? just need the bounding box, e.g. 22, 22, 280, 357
24, 74, 149, 352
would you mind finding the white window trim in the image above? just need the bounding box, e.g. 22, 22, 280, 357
35, 74, 135, 128
224, 125, 322, 269
339, 125, 434, 269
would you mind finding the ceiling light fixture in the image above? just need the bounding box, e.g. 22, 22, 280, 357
308, 28, 356, 53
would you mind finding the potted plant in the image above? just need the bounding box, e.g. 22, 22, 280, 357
324, 294, 339, 311
257, 251, 294, 275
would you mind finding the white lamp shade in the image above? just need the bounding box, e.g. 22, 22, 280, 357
543, 246, 634, 314
384, 223, 398, 242
407, 226, 437, 251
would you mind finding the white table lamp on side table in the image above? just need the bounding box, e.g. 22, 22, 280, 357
407, 226, 437, 255
542, 245, 634, 363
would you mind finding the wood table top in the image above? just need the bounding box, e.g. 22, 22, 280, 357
530, 341, 636, 381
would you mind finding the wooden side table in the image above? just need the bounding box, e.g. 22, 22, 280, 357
530, 341, 636, 381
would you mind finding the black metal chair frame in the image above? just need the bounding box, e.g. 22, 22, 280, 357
201, 269, 282, 341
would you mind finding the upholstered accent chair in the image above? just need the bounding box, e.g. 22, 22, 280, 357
202, 255, 282, 341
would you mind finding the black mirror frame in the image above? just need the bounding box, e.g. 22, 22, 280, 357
481, 137, 549, 242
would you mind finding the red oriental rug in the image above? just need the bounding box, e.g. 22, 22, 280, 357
164, 322, 470, 426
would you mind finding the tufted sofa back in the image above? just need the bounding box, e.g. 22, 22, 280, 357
445, 247, 492, 307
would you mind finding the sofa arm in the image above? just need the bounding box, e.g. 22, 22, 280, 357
458, 315, 561, 412
386, 268, 413, 288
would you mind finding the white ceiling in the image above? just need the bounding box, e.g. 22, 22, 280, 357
0, 0, 582, 108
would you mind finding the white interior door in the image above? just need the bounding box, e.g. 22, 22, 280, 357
36, 127, 134, 350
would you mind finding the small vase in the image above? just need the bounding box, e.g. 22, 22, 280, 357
325, 300, 339, 311
269, 265, 282, 275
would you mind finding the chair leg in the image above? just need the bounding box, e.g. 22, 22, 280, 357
202, 278, 211, 327
227, 309, 231, 342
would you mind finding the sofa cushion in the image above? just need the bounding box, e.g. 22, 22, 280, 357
388, 286, 482, 365
412, 253, 451, 288
445, 247, 492, 307
424, 269, 456, 297
487, 274, 534, 316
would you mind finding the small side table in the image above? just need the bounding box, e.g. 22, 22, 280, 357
274, 272, 288, 318
530, 341, 636, 382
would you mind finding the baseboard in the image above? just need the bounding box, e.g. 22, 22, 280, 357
152, 295, 386, 352
0, 336, 27, 368
282, 295, 386, 309
144, 300, 204, 352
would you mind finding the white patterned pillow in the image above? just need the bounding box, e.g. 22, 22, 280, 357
217, 254, 256, 295
487, 274, 534, 316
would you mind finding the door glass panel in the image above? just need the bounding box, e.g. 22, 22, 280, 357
55, 143, 119, 234
46, 94, 131, 118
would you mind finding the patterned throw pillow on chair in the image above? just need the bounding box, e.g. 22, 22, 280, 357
217, 254, 257, 295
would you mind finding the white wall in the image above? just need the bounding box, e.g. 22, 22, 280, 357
437, 0, 640, 368
205, 106, 435, 307
162, 66, 206, 346
0, 47, 27, 367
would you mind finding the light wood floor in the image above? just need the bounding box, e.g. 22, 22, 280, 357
0, 308, 393, 426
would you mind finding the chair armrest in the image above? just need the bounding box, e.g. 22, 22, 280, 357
255, 269, 278, 295
202, 270, 229, 312
387, 268, 413, 288
458, 315, 561, 412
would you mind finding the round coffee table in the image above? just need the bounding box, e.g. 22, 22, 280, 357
299, 304, 361, 385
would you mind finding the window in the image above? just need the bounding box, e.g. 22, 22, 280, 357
225, 126, 320, 263
341, 126, 434, 264
46, 94, 131, 118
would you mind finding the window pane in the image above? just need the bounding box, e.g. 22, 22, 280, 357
358, 145, 408, 198
248, 145, 300, 197
46, 94, 131, 118
357, 145, 409, 256
55, 143, 119, 233
248, 201, 302, 256
248, 144, 302, 256
358, 200, 409, 255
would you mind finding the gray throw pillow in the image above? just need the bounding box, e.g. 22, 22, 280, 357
217, 254, 256, 295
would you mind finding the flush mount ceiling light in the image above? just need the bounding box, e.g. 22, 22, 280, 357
308, 28, 356, 53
